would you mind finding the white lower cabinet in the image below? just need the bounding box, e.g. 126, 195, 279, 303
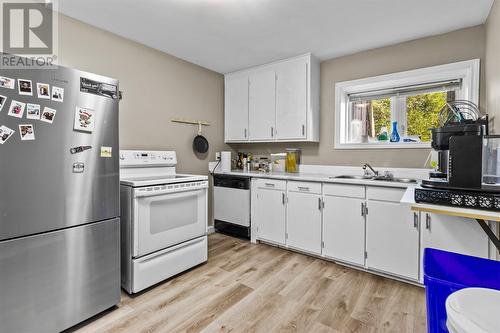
420, 213, 489, 258
322, 195, 366, 266
366, 200, 420, 280
254, 181, 286, 245
251, 178, 491, 285
286, 189, 322, 254
419, 213, 490, 281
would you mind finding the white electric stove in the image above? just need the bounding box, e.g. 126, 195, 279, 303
119, 150, 208, 294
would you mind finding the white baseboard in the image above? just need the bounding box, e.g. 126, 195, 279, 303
207, 226, 215, 234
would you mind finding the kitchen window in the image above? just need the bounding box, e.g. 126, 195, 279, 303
334, 59, 480, 149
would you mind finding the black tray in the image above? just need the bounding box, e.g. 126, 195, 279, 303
415, 187, 500, 212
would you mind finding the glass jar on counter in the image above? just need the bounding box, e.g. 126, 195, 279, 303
270, 153, 286, 172
258, 157, 270, 172
285, 149, 301, 173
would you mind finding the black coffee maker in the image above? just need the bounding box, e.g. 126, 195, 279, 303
422, 119, 488, 190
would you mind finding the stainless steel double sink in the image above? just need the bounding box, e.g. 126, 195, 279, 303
331, 175, 418, 184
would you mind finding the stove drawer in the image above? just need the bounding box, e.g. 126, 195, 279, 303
129, 236, 207, 293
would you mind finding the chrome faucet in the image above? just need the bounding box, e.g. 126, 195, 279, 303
362, 163, 379, 176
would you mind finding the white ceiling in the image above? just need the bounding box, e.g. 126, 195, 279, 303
58, 0, 494, 74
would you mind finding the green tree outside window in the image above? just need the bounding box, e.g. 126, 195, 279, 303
407, 92, 447, 142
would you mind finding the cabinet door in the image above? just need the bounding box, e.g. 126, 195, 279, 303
366, 201, 419, 280
225, 75, 248, 141
421, 213, 489, 258
287, 192, 322, 254
323, 196, 365, 266
275, 58, 307, 140
255, 188, 286, 245
249, 70, 276, 140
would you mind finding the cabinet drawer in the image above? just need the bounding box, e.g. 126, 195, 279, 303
323, 183, 365, 199
287, 181, 321, 194
366, 186, 406, 202
254, 178, 286, 191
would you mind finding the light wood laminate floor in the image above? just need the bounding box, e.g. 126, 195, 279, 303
70, 233, 427, 333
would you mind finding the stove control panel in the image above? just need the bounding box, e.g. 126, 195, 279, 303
120, 150, 177, 167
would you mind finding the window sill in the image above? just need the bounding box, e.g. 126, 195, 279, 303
334, 142, 431, 150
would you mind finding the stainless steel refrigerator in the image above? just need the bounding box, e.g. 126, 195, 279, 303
0, 56, 121, 332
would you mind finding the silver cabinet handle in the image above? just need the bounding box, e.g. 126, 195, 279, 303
425, 214, 430, 230
244, 128, 247, 138
413, 212, 418, 229
271, 127, 274, 137
318, 198, 322, 210
361, 202, 365, 217
302, 124, 305, 136
265, 183, 275, 188
282, 192, 285, 205
298, 186, 310, 191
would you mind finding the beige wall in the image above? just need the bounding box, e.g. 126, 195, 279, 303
58, 14, 226, 173
486, 0, 500, 133
56, 14, 489, 226
57, 14, 227, 224
230, 26, 486, 168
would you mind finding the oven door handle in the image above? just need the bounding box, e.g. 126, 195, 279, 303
134, 185, 207, 198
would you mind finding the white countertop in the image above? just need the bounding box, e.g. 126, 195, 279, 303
212, 169, 418, 189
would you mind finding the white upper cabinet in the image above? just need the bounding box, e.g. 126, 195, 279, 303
249, 70, 276, 141
224, 54, 319, 143
224, 74, 249, 141
275, 57, 308, 140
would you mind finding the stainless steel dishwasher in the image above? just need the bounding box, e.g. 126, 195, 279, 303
213, 175, 251, 239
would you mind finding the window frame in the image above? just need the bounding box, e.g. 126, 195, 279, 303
334, 59, 480, 149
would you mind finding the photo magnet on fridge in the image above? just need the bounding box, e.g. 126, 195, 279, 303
40, 107, 57, 124
0, 125, 15, 144
19, 124, 35, 141
7, 100, 26, 118
18, 79, 33, 96
80, 77, 118, 99
37, 83, 50, 99
0, 76, 15, 89
51, 86, 64, 102
0, 95, 7, 112
74, 107, 95, 133
26, 104, 41, 120
100, 146, 112, 158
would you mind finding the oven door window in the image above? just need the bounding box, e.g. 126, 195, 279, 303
135, 188, 206, 257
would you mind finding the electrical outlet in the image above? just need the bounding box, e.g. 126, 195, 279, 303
215, 152, 221, 161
